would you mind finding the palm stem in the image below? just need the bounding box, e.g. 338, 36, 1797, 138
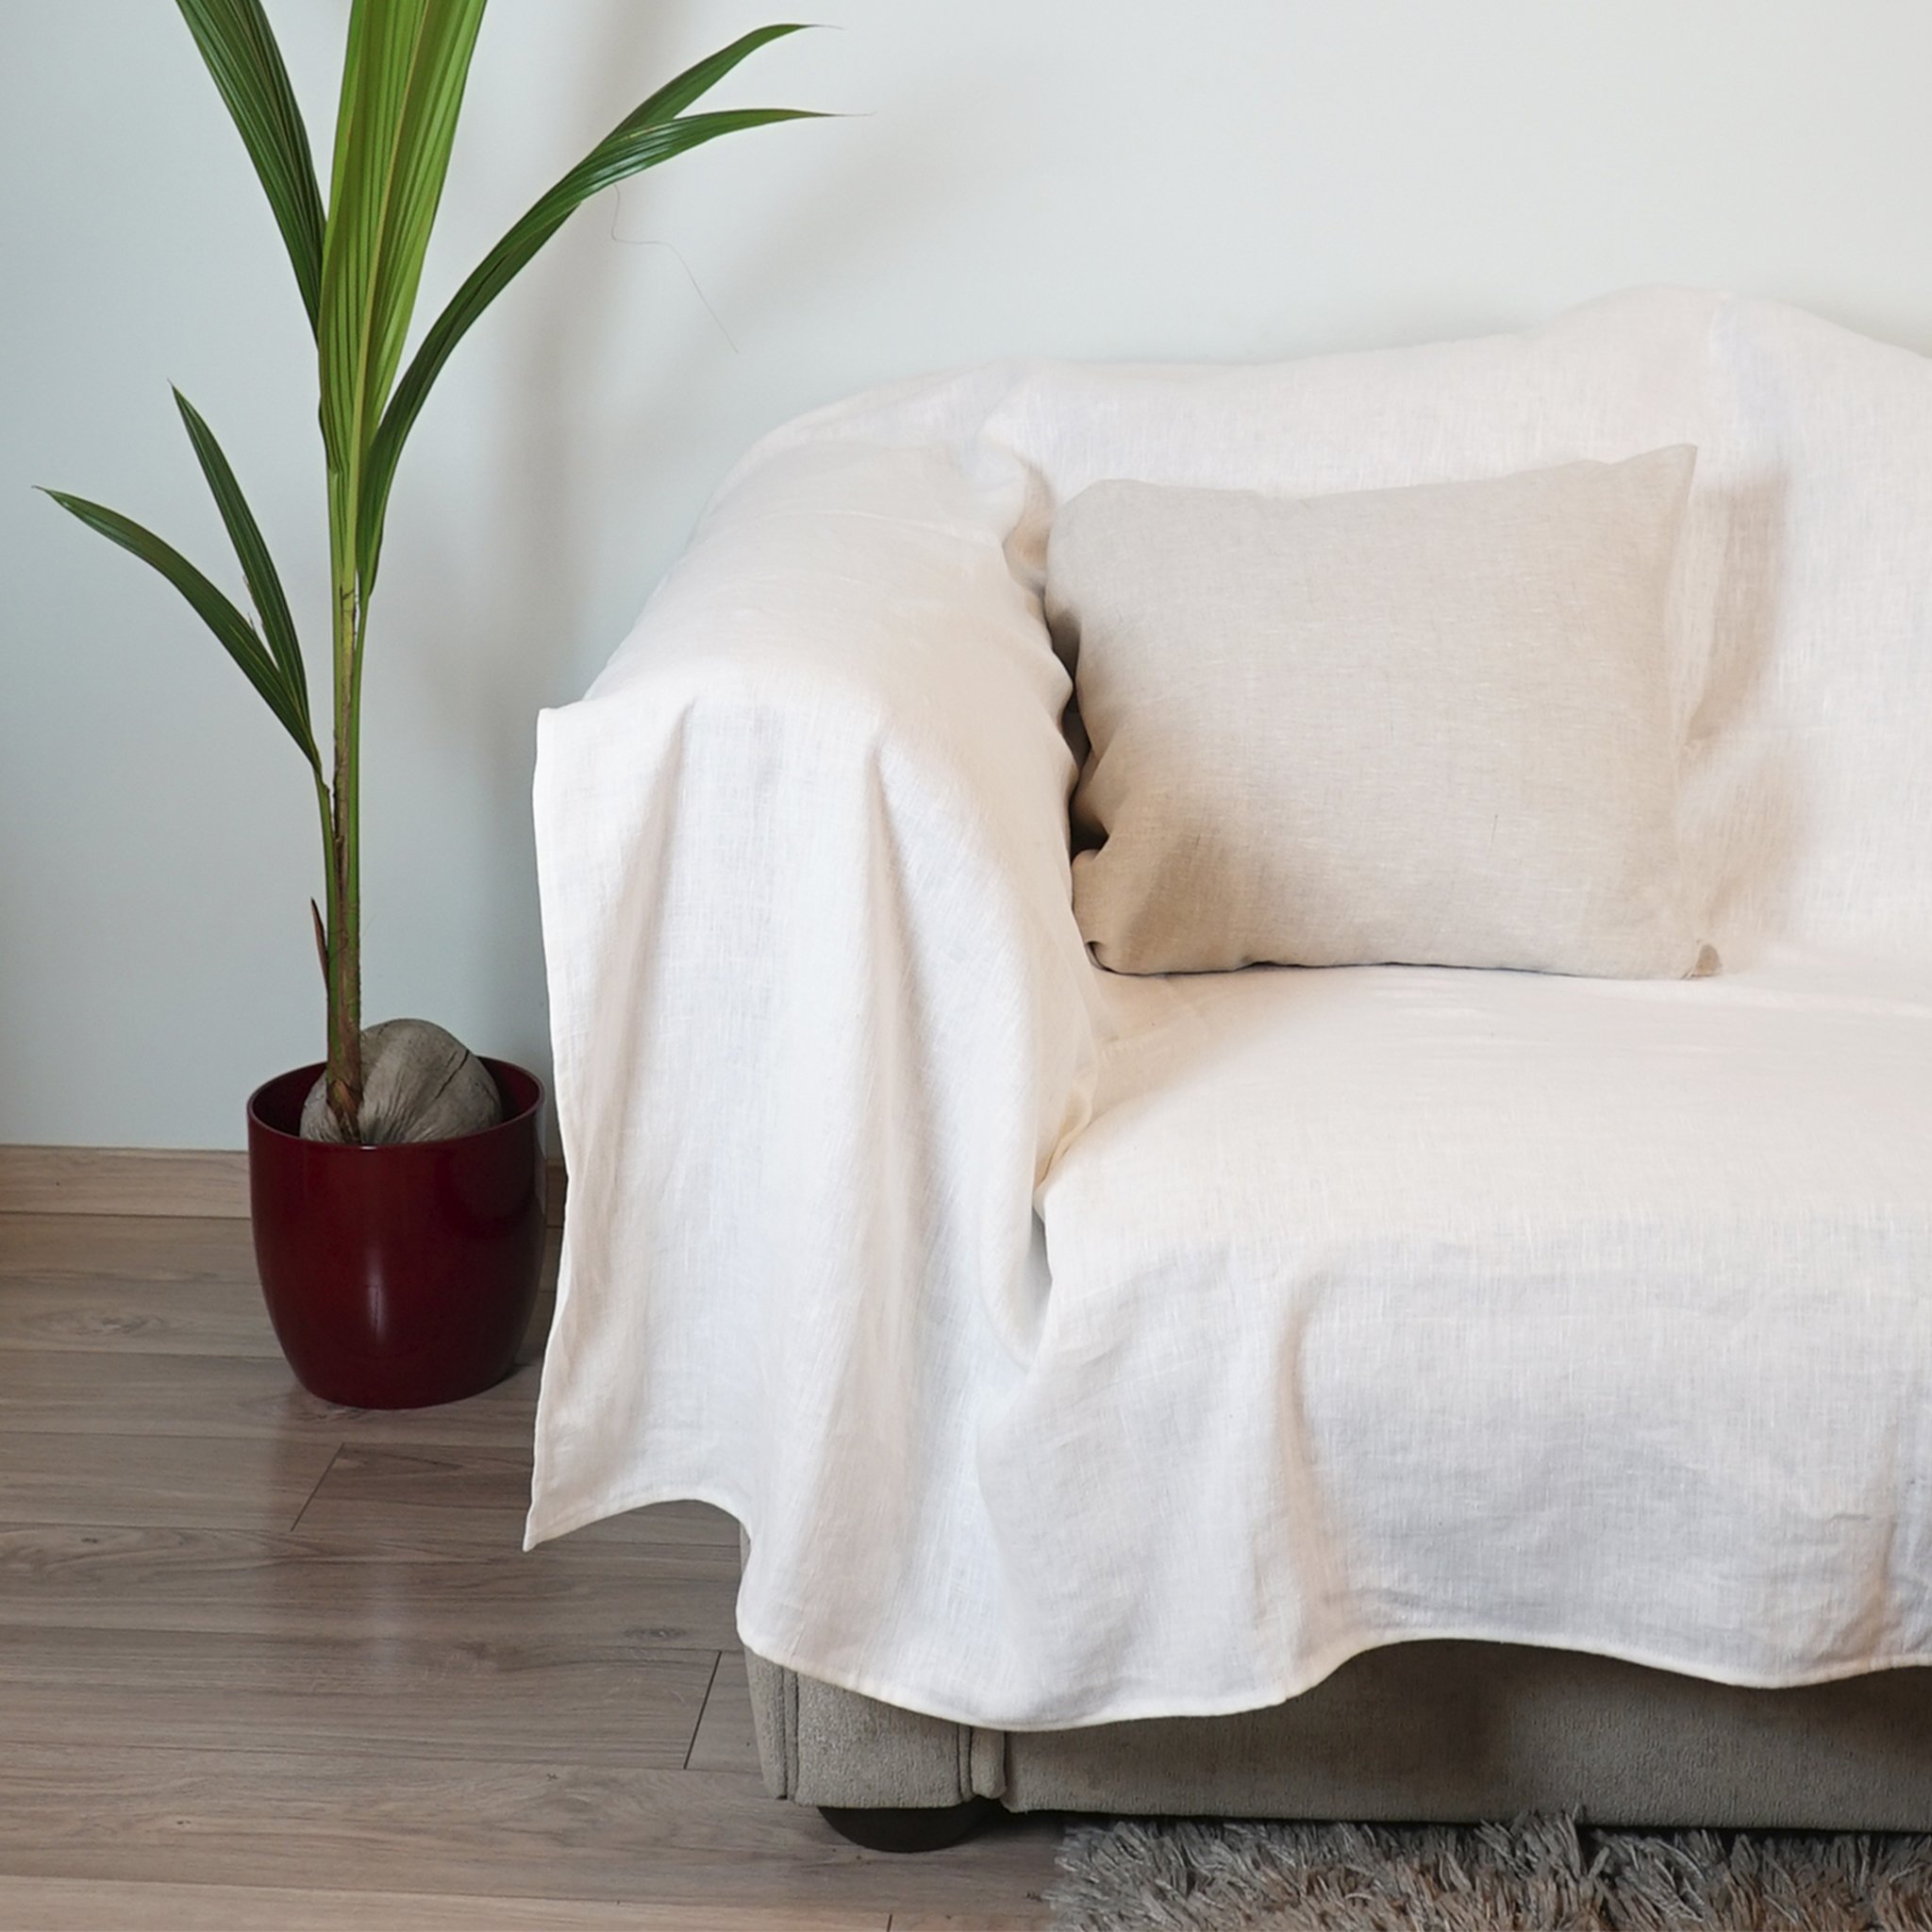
310, 758, 340, 985
324, 527, 363, 1134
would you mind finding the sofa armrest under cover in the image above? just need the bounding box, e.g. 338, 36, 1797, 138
526, 439, 1103, 1693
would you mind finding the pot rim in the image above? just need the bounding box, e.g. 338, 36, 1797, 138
246, 1056, 545, 1152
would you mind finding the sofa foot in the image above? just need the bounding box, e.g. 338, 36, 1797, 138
818, 1797, 999, 1853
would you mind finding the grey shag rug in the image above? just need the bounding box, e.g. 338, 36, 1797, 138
1049, 1814, 1932, 1930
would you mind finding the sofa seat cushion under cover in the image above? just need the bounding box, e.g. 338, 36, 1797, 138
1026, 945, 1932, 1720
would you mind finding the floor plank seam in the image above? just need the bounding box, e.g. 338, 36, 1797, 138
289, 1445, 344, 1533
0, 1215, 1060, 1922
0, 1737, 777, 1772
685, 1651, 724, 1771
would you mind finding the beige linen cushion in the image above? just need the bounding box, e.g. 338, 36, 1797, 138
1049, 449, 1708, 976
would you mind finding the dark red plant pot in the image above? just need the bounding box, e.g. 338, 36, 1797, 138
246, 1058, 546, 1409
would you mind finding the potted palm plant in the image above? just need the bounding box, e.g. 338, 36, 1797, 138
44, 0, 816, 1407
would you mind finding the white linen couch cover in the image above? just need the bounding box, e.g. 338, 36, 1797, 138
528, 288, 1932, 1729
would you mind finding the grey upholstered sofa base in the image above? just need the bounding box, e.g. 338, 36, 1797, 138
747, 1640, 1932, 1831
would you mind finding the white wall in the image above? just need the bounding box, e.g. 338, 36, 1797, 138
5, 0, 1931, 1147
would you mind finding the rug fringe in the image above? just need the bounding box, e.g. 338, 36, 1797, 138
1048, 1814, 1932, 1931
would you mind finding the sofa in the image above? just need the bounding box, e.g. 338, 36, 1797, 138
525, 287, 1932, 1840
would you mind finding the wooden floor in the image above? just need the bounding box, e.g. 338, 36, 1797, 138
0, 1211, 1060, 1930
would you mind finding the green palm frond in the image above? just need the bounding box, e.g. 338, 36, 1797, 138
319, 0, 488, 478
174, 390, 309, 731
360, 92, 819, 585
40, 489, 317, 764
175, 0, 327, 331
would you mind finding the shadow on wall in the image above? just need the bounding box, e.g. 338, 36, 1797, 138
390, 4, 720, 1076
671, 43, 1042, 377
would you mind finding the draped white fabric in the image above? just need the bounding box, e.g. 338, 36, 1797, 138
529, 290, 1932, 1728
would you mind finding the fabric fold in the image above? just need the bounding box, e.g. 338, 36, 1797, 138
530, 289, 1932, 1728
